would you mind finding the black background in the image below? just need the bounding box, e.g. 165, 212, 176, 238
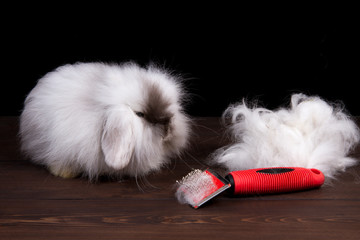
2, 5, 359, 117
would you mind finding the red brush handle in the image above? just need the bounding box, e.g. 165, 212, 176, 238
227, 167, 325, 195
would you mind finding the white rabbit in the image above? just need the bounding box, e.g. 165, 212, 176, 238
19, 62, 190, 180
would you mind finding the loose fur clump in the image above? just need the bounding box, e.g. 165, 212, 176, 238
212, 93, 360, 179
19, 62, 191, 180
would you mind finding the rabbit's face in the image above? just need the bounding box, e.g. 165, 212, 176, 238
102, 65, 190, 177
136, 84, 172, 138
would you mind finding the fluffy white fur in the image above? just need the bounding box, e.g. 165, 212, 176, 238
20, 62, 190, 180
212, 94, 360, 179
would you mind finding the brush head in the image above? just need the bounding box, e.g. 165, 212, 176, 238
175, 169, 231, 209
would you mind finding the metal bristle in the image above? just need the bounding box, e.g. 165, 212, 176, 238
175, 169, 217, 207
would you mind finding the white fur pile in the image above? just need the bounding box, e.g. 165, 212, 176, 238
212, 94, 360, 179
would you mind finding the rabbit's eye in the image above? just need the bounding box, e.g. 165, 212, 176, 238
135, 111, 145, 118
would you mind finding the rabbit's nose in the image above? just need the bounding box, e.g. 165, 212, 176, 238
162, 122, 173, 141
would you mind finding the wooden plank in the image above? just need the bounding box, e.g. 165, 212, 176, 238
1, 199, 359, 240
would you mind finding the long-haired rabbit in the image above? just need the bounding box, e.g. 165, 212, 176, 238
19, 62, 190, 180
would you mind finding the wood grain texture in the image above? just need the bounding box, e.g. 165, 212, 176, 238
1, 117, 360, 240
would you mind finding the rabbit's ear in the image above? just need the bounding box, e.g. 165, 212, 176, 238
101, 107, 135, 170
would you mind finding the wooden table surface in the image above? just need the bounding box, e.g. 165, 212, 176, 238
1, 116, 359, 240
